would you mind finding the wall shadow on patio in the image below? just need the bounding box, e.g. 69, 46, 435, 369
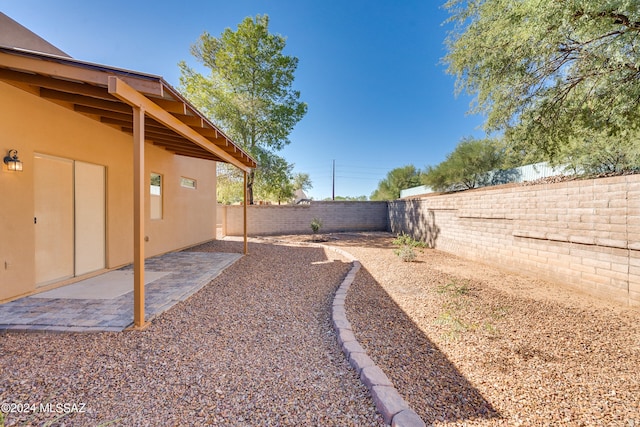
346, 264, 500, 424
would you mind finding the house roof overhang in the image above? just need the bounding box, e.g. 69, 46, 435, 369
0, 46, 257, 171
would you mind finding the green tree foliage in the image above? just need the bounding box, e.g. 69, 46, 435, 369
255, 155, 313, 204
217, 156, 313, 205
292, 173, 312, 193
370, 165, 422, 201
254, 153, 294, 205
555, 131, 640, 175
216, 163, 244, 205
179, 15, 307, 204
444, 0, 640, 158
422, 138, 503, 191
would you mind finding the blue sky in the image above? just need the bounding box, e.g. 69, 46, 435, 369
2, 1, 486, 200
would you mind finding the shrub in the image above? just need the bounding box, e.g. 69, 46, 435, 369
392, 232, 425, 262
395, 245, 417, 262
310, 218, 322, 234
392, 232, 426, 248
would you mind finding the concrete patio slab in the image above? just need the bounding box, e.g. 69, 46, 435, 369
0, 251, 241, 333
32, 271, 171, 300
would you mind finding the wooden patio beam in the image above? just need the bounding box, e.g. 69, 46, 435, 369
0, 67, 116, 100
0, 50, 164, 96
41, 87, 131, 113
106, 120, 186, 140
152, 98, 188, 115
150, 143, 220, 160
173, 114, 205, 127
75, 104, 132, 121
132, 105, 148, 330
244, 170, 248, 255
107, 77, 254, 172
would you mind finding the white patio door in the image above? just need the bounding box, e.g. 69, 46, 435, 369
34, 155, 74, 285
34, 155, 105, 286
74, 161, 106, 276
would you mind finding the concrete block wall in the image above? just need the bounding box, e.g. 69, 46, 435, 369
222, 201, 389, 236
389, 174, 640, 306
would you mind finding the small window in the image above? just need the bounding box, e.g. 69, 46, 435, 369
150, 173, 163, 219
180, 177, 197, 189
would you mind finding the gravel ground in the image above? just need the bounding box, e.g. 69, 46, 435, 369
318, 232, 639, 427
0, 240, 384, 426
3, 233, 639, 427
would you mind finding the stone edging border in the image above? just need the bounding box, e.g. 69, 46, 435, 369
248, 236, 426, 426
323, 245, 426, 427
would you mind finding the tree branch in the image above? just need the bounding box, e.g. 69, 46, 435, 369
575, 10, 640, 31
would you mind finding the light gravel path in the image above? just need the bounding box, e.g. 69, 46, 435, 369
0, 239, 384, 426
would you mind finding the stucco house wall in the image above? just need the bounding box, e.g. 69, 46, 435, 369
0, 81, 217, 302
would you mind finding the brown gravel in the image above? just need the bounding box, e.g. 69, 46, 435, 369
0, 240, 384, 426
316, 232, 639, 427
3, 233, 639, 427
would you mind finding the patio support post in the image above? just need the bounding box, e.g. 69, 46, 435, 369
243, 170, 248, 255
105, 75, 255, 326
133, 105, 147, 329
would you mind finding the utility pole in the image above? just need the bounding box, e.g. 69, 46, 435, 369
332, 159, 335, 201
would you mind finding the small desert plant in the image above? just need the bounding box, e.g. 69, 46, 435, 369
395, 245, 417, 262
392, 232, 425, 262
434, 311, 470, 340
392, 232, 426, 249
436, 280, 470, 296
310, 217, 322, 234
434, 282, 472, 340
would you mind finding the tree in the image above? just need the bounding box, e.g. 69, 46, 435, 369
254, 153, 314, 204
422, 137, 503, 191
370, 165, 423, 201
217, 154, 313, 204
292, 173, 312, 193
179, 15, 307, 204
254, 153, 294, 204
216, 163, 244, 204
444, 0, 640, 157
554, 130, 640, 175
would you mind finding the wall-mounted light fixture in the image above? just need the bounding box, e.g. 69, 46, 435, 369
3, 149, 23, 171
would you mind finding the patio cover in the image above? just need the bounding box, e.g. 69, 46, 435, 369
0, 46, 256, 329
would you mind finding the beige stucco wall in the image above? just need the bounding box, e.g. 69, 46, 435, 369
145, 144, 217, 255
0, 81, 217, 302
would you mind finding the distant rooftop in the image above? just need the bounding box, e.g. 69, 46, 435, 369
0, 12, 70, 57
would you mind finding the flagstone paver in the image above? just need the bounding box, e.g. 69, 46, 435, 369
0, 251, 241, 333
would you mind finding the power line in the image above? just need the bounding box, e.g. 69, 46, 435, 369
336, 165, 396, 170
335, 176, 380, 181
